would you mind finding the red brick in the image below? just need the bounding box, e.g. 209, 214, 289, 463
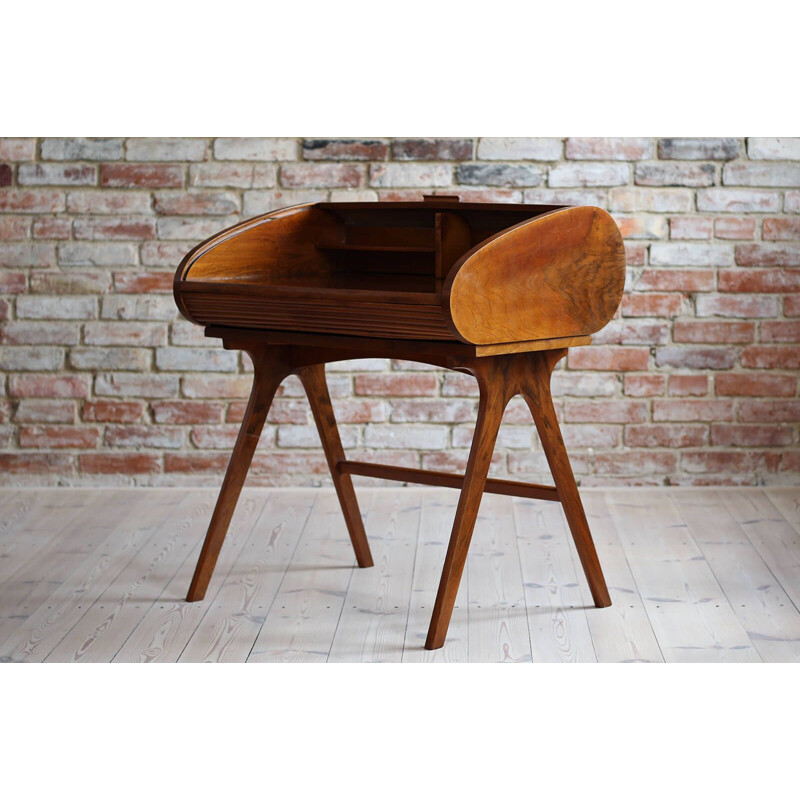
101, 164, 184, 188
721, 269, 800, 294
0, 217, 31, 239
14, 400, 75, 423
697, 294, 780, 317
760, 321, 800, 343
80, 453, 161, 474
763, 218, 800, 241
153, 192, 240, 215
0, 138, 36, 160
2, 321, 80, 345
780, 452, 800, 472
66, 190, 152, 214
0, 298, 9, 321
355, 374, 438, 396
669, 217, 712, 239
302, 139, 388, 161
280, 164, 362, 188
0, 190, 65, 213
655, 346, 736, 369
140, 242, 188, 267
164, 452, 229, 473
737, 391, 800, 420
625, 424, 707, 448
82, 400, 146, 423
331, 399, 386, 424
73, 216, 156, 240
593, 320, 670, 345
785, 296, 800, 316
567, 347, 649, 371
636, 269, 715, 292
0, 271, 26, 293
561, 424, 620, 448
595, 451, 678, 476
615, 215, 668, 239
567, 137, 653, 160
741, 346, 800, 369
0, 163, 12, 186
715, 217, 756, 240
669, 375, 708, 396
105, 425, 184, 449
151, 400, 225, 424
393, 138, 474, 161
29, 270, 111, 295
113, 271, 173, 293
624, 242, 647, 266
711, 424, 793, 447
390, 399, 474, 423
19, 425, 100, 449
8, 374, 90, 398
0, 453, 74, 474
622, 293, 683, 317
673, 321, 755, 343
735, 244, 800, 267
18, 163, 96, 186
564, 400, 647, 423
717, 373, 796, 397
682, 451, 764, 474
624, 374, 665, 397
653, 400, 735, 422
31, 216, 71, 241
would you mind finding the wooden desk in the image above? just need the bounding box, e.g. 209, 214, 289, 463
173, 197, 626, 650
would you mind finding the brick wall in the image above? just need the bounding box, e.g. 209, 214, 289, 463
1, 137, 798, 486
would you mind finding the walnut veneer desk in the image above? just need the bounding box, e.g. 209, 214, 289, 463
173, 197, 626, 650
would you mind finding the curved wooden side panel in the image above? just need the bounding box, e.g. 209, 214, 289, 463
174, 203, 343, 324
444, 206, 626, 345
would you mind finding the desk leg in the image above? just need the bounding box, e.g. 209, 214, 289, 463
186, 348, 290, 602
298, 363, 373, 568
425, 362, 508, 650
522, 350, 611, 608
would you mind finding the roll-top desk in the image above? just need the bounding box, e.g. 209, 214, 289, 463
174, 196, 626, 650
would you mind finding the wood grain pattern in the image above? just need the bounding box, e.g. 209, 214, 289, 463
2, 488, 799, 662
606, 490, 761, 663
673, 490, 800, 662
113, 490, 268, 663
172, 200, 625, 649
467, 493, 531, 662
44, 493, 214, 662
179, 491, 315, 662
402, 491, 469, 662
247, 491, 358, 662
513, 498, 597, 663
1, 491, 186, 662
175, 200, 625, 346
445, 205, 626, 345
575, 493, 663, 662
328, 490, 420, 662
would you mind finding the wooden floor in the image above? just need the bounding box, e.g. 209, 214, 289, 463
1, 486, 799, 663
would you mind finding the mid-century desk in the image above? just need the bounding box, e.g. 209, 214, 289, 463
173, 197, 626, 650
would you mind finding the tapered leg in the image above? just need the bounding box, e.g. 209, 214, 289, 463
425, 363, 509, 649
298, 363, 373, 568
522, 350, 611, 608
186, 348, 290, 601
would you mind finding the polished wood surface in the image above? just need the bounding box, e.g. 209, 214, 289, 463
174, 199, 624, 345
173, 200, 625, 648
3, 488, 799, 663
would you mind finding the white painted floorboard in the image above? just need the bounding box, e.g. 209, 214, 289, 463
1, 487, 799, 663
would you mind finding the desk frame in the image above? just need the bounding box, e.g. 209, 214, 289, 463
186, 327, 611, 650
